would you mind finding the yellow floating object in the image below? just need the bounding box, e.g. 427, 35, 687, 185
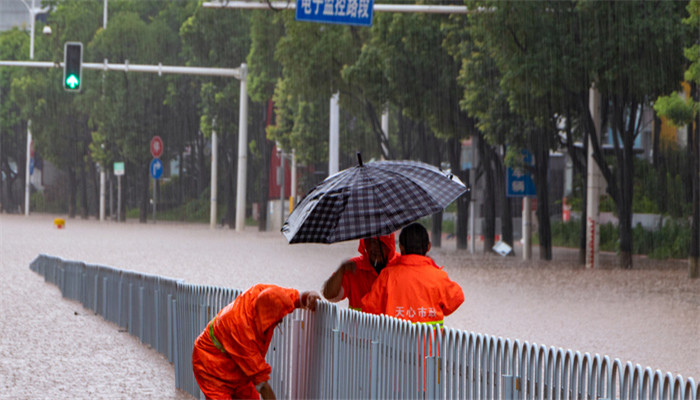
54, 218, 65, 229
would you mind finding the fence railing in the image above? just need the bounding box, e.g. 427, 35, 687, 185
30, 254, 698, 400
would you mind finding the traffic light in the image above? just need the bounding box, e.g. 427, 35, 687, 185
63, 42, 83, 92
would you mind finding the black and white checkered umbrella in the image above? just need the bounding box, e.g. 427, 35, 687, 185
282, 158, 467, 244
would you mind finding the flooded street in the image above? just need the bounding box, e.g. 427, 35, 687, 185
1, 214, 698, 399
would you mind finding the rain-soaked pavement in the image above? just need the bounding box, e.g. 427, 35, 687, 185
1, 213, 698, 399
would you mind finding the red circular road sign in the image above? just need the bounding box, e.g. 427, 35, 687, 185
150, 136, 163, 158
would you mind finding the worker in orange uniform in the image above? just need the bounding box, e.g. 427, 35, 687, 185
191, 284, 320, 399
361, 223, 464, 327
322, 233, 397, 311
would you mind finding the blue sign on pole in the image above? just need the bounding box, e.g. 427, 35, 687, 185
150, 158, 163, 180
506, 150, 536, 197
296, 0, 374, 26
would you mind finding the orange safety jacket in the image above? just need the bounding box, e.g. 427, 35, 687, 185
360, 254, 464, 326
192, 284, 300, 399
341, 234, 397, 310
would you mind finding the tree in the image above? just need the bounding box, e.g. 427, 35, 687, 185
0, 28, 33, 213
181, 6, 251, 227
455, 3, 569, 259
12, 0, 102, 218
344, 12, 475, 248
462, 1, 686, 266
654, 0, 700, 278
444, 16, 520, 254
89, 9, 182, 221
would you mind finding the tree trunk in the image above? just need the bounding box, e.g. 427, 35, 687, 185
197, 131, 206, 196
615, 103, 636, 269
91, 160, 100, 219
690, 90, 700, 279
225, 133, 237, 229
364, 99, 392, 160
534, 130, 552, 260
448, 136, 468, 250
432, 211, 443, 248
496, 146, 514, 255
68, 167, 77, 218
178, 152, 184, 207
0, 115, 4, 213
139, 161, 149, 223
578, 131, 589, 265
80, 148, 89, 220
480, 139, 496, 253
652, 113, 661, 168
579, 180, 588, 265
430, 137, 449, 248
117, 172, 126, 222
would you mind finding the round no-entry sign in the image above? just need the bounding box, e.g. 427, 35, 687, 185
150, 136, 163, 158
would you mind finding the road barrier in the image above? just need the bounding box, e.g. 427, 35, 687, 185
30, 254, 698, 400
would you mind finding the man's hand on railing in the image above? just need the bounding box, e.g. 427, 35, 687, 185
300, 291, 320, 311
257, 381, 276, 400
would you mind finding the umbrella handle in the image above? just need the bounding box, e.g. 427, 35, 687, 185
357, 152, 363, 167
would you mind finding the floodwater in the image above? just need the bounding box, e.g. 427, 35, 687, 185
1, 214, 698, 399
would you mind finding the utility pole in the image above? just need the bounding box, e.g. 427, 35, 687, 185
586, 86, 603, 269
329, 93, 339, 176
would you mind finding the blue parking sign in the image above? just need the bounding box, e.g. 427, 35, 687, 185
506, 150, 536, 197
150, 158, 163, 180
296, 0, 374, 26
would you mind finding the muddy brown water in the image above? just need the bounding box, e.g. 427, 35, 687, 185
1, 214, 697, 399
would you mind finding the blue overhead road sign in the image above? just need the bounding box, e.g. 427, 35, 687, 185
506, 149, 536, 197
296, 0, 374, 26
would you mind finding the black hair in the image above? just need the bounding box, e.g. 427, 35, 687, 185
399, 222, 429, 255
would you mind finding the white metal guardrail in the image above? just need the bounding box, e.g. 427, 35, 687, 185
30, 254, 698, 400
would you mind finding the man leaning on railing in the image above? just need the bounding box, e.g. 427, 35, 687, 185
191, 284, 320, 399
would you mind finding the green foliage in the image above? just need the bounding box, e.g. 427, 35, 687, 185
31, 188, 68, 214
599, 196, 616, 213
550, 220, 580, 248
418, 215, 456, 236
550, 220, 690, 259
568, 154, 691, 217
247, 10, 284, 103
653, 95, 695, 127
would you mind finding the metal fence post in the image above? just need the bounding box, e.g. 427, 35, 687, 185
117, 278, 123, 327
102, 276, 108, 318
139, 285, 145, 342
172, 298, 180, 389
291, 318, 302, 399
333, 329, 340, 400
93, 274, 99, 313
154, 288, 160, 354
128, 283, 133, 334
167, 293, 173, 362
371, 340, 379, 399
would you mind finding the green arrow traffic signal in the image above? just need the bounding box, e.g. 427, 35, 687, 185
65, 74, 80, 89
63, 42, 83, 92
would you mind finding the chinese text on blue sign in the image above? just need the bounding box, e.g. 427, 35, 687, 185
296, 0, 374, 26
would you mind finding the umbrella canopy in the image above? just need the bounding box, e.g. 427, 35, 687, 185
282, 158, 467, 244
